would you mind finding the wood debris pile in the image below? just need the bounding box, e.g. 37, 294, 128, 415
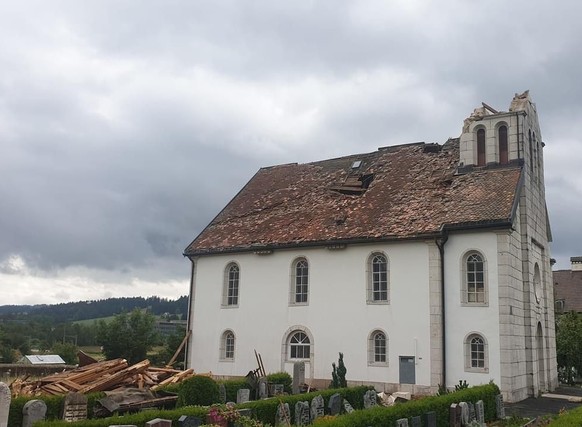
10, 358, 197, 397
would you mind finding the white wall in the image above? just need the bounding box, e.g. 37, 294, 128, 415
189, 241, 433, 388
444, 231, 501, 388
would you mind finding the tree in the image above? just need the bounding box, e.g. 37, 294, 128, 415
557, 311, 582, 384
51, 342, 79, 365
97, 309, 158, 364
330, 352, 347, 388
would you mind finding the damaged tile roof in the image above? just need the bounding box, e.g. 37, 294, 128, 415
185, 139, 522, 256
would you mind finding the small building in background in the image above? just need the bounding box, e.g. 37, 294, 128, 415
18, 354, 66, 365
553, 257, 582, 314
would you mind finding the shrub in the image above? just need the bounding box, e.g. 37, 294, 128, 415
330, 353, 347, 389
312, 383, 500, 427
266, 372, 292, 394
220, 378, 249, 402
177, 375, 220, 407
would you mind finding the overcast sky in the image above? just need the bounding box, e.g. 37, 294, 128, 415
1, 1, 581, 305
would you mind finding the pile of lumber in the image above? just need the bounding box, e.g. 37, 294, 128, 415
9, 358, 198, 397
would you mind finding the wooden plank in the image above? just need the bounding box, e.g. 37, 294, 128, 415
79, 359, 150, 393
166, 330, 191, 367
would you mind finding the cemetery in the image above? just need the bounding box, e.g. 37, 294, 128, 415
1, 367, 527, 427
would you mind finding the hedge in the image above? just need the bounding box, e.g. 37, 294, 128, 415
311, 383, 500, 427
8, 393, 105, 427
34, 386, 370, 427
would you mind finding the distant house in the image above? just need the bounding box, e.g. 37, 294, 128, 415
553, 257, 582, 314
184, 91, 557, 402
18, 355, 66, 365
156, 319, 188, 337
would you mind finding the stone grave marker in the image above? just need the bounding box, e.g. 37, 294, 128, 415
496, 394, 505, 419
343, 399, 354, 414
410, 416, 421, 427
363, 390, 378, 409
276, 402, 290, 426
145, 418, 172, 427
22, 400, 47, 427
310, 395, 325, 421
219, 383, 227, 403
449, 403, 461, 427
0, 382, 10, 427
292, 362, 306, 394
238, 408, 252, 418
258, 377, 269, 399
237, 388, 250, 404
328, 393, 342, 416
62, 392, 88, 422
423, 411, 437, 427
468, 402, 476, 422
475, 400, 485, 426
271, 384, 285, 396
295, 401, 310, 426
178, 415, 202, 427
459, 402, 470, 426
395, 418, 409, 427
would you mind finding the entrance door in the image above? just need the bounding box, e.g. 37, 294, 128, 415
399, 356, 415, 384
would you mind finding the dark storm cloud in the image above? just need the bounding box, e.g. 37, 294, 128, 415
0, 1, 580, 303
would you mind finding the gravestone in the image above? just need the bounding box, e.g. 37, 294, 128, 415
178, 415, 202, 427
292, 362, 306, 394
343, 399, 354, 414
22, 400, 47, 427
468, 403, 476, 422
363, 390, 378, 409
310, 395, 325, 421
62, 392, 88, 422
395, 418, 409, 427
271, 384, 285, 396
219, 383, 227, 403
449, 403, 461, 427
328, 393, 342, 416
410, 416, 421, 427
145, 419, 172, 427
237, 388, 250, 404
423, 411, 437, 427
295, 401, 310, 426
276, 402, 290, 426
238, 408, 252, 418
475, 400, 485, 426
0, 382, 10, 427
496, 394, 505, 419
258, 378, 269, 399
459, 402, 470, 426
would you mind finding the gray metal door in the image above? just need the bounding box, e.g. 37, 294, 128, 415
399, 356, 415, 384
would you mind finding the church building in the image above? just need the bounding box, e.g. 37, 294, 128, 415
183, 91, 557, 402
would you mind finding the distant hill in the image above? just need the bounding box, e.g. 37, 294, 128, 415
0, 296, 188, 323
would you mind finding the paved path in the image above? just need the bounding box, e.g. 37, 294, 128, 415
505, 386, 582, 420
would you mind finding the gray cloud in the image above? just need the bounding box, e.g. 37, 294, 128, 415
0, 1, 580, 303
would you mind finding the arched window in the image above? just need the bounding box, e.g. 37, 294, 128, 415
289, 331, 310, 359
290, 258, 309, 305
498, 125, 508, 164
462, 252, 487, 304
223, 263, 240, 307
367, 253, 389, 303
220, 330, 235, 360
477, 128, 486, 166
464, 333, 488, 372
368, 330, 388, 365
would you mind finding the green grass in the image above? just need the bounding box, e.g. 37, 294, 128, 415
72, 315, 116, 325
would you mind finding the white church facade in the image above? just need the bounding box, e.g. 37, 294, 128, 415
183, 91, 557, 402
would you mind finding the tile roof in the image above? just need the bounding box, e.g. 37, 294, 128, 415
185, 139, 522, 256
553, 269, 582, 313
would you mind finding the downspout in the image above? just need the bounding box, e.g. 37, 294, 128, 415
436, 233, 449, 388
184, 256, 196, 369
